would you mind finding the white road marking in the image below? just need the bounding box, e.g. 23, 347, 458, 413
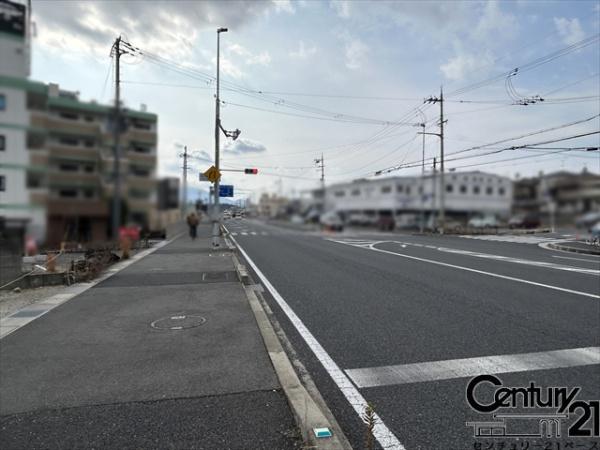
327, 240, 599, 299
250, 231, 257, 235
241, 232, 248, 236
460, 235, 561, 244
435, 246, 599, 275
261, 231, 268, 236
231, 232, 238, 236
346, 347, 600, 388
228, 234, 405, 450
553, 255, 600, 264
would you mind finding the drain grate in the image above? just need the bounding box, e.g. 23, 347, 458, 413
151, 314, 206, 331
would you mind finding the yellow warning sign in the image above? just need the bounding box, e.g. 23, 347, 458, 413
203, 165, 221, 183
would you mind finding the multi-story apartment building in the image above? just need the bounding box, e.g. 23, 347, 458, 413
322, 171, 513, 225
1, 0, 158, 247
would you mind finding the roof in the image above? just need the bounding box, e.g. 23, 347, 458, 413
0, 74, 47, 95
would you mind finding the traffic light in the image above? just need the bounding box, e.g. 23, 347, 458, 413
244, 168, 258, 174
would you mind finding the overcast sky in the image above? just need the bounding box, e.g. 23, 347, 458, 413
30, 0, 600, 203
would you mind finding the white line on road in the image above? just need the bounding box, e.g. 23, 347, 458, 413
325, 241, 600, 299
553, 255, 600, 264
228, 234, 405, 450
250, 231, 257, 235
241, 232, 248, 236
231, 232, 238, 236
365, 243, 600, 299
346, 347, 600, 388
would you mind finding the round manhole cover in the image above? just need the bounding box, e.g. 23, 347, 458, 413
151, 314, 206, 331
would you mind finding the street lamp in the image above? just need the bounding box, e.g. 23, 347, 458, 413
212, 27, 228, 248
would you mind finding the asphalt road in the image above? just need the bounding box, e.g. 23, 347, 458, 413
226, 218, 600, 450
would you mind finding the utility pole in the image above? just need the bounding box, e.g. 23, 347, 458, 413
423, 87, 446, 234
432, 157, 437, 229
315, 153, 325, 210
420, 123, 426, 233
111, 36, 126, 240
213, 28, 228, 248
181, 146, 189, 218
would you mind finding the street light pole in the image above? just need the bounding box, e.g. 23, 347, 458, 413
213, 27, 227, 248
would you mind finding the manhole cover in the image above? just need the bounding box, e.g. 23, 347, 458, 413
150, 314, 206, 331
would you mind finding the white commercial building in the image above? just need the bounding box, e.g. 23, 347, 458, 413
324, 171, 513, 225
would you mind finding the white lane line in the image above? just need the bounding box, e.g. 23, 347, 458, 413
346, 347, 600, 388
231, 232, 238, 236
241, 232, 248, 236
365, 243, 600, 299
261, 231, 268, 236
228, 234, 405, 450
250, 231, 257, 235
326, 241, 599, 299
435, 246, 599, 275
553, 255, 600, 264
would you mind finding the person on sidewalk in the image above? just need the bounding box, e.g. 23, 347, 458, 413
186, 212, 199, 240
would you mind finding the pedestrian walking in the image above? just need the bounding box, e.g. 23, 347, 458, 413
186, 212, 199, 240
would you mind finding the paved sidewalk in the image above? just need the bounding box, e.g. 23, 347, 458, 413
0, 224, 300, 449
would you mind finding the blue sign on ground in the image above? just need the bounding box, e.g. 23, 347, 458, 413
219, 185, 234, 197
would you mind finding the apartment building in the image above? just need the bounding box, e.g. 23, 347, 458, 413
323, 170, 513, 224
1, 2, 158, 247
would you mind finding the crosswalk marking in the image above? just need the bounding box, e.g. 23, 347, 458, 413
460, 235, 562, 244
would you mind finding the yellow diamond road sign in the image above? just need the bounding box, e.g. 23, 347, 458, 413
203, 165, 221, 183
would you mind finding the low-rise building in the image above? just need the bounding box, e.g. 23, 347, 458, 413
322, 170, 513, 225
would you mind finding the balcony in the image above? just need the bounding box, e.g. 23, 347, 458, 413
44, 113, 102, 136
47, 198, 109, 217
127, 151, 156, 165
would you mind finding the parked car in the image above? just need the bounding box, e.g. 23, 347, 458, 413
290, 214, 305, 225
508, 213, 540, 229
320, 211, 344, 231
590, 222, 600, 239
575, 211, 600, 230
468, 214, 499, 229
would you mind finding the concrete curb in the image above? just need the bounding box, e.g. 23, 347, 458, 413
0, 233, 183, 340
229, 250, 351, 449
547, 241, 600, 256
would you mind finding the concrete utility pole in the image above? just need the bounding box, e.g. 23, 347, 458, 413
420, 122, 426, 233
315, 153, 325, 209
111, 36, 126, 240
181, 146, 188, 218
423, 87, 446, 234
213, 27, 228, 248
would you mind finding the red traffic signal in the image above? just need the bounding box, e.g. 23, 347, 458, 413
244, 168, 258, 174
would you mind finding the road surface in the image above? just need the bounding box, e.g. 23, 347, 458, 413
227, 218, 600, 450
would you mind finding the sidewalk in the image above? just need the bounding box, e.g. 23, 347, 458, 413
0, 224, 301, 449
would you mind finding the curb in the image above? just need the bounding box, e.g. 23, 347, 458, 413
229, 244, 351, 450
0, 233, 183, 340
547, 241, 600, 256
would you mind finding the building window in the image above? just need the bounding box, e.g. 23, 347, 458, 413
396, 184, 404, 193
83, 164, 94, 173
351, 189, 360, 196
0, 175, 5, 191
446, 184, 453, 193
499, 187, 506, 196
59, 111, 79, 120
83, 189, 94, 198
84, 115, 94, 122
334, 190, 345, 197
460, 185, 467, 194
0, 135, 5, 150
406, 186, 411, 195
59, 163, 79, 172
0, 94, 5, 111
59, 189, 77, 198
59, 137, 79, 146
381, 186, 391, 194
486, 186, 493, 195
473, 186, 480, 195
27, 172, 43, 188
84, 140, 94, 148
418, 186, 423, 194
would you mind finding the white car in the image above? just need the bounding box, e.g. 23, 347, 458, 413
320, 212, 344, 231
468, 214, 499, 229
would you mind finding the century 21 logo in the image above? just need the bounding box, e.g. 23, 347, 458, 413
466, 374, 600, 437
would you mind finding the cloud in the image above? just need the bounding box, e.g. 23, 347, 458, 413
289, 40, 317, 59
440, 49, 495, 81
336, 31, 368, 70
32, 1, 271, 61
223, 138, 267, 155
330, 1, 351, 19
471, 1, 518, 41
272, 0, 295, 14
227, 43, 272, 66
554, 17, 585, 45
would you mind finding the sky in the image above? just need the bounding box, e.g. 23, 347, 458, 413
29, 0, 600, 204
